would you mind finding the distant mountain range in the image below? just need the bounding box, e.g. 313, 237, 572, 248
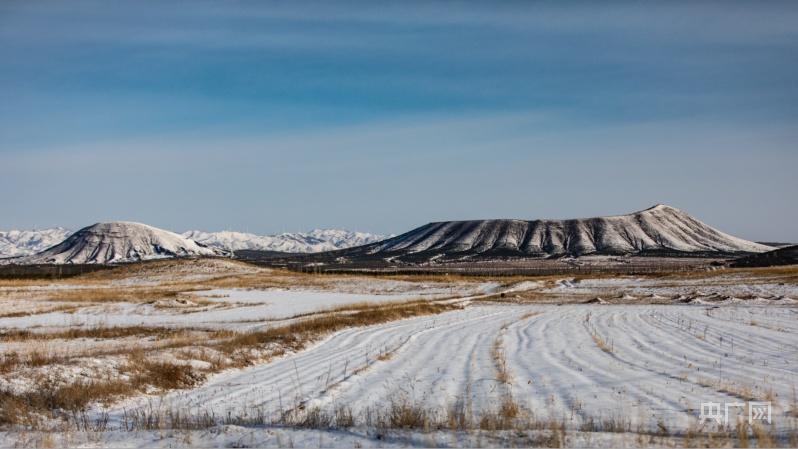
0, 225, 388, 263
182, 229, 388, 253
0, 227, 72, 258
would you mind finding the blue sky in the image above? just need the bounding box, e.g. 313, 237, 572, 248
1, 1, 796, 240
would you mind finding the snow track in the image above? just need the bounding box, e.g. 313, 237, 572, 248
112, 303, 798, 433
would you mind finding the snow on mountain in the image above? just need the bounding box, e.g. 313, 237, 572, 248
182, 229, 388, 253
348, 204, 773, 261
14, 222, 228, 264
0, 227, 72, 258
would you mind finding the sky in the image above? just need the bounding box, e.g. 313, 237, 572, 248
1, 1, 796, 241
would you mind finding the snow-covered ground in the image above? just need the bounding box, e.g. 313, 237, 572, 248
1, 262, 797, 447
0, 281, 492, 331
0, 289, 464, 330
543, 275, 798, 302
104, 303, 798, 432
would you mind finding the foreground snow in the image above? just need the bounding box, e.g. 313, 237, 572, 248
103, 302, 797, 437
2, 263, 797, 447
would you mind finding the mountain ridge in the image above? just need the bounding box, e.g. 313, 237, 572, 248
182, 229, 388, 253
0, 227, 73, 258
731, 245, 798, 268
339, 204, 773, 262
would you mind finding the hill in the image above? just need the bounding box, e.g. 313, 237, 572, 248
12, 222, 227, 264
731, 245, 798, 267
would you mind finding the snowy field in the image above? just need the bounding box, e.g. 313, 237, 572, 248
0, 286, 482, 331
1, 259, 797, 447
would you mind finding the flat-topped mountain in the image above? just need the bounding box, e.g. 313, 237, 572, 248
14, 222, 227, 264
339, 205, 773, 262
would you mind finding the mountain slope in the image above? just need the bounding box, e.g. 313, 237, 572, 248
731, 245, 798, 267
0, 228, 72, 258
341, 205, 773, 262
183, 229, 387, 253
15, 222, 227, 264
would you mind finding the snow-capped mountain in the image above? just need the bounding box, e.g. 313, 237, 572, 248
0, 227, 72, 258
182, 229, 388, 253
339, 205, 773, 262
14, 222, 227, 264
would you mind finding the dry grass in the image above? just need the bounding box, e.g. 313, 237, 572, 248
0, 328, 237, 370
584, 313, 614, 354
492, 337, 512, 385
590, 331, 614, 353
376, 350, 394, 362
0, 260, 293, 308
646, 265, 798, 282
578, 415, 633, 433
0, 378, 131, 427
0, 359, 203, 427
752, 424, 777, 447
35, 287, 195, 303
133, 361, 204, 390
383, 399, 432, 430
693, 377, 774, 403
519, 311, 543, 320
0, 279, 56, 287
0, 304, 80, 318
0, 352, 20, 373
1, 326, 186, 342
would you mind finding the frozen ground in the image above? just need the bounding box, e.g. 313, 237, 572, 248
0, 260, 491, 332
546, 275, 798, 303
0, 286, 480, 331
105, 303, 798, 431
1, 260, 797, 447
